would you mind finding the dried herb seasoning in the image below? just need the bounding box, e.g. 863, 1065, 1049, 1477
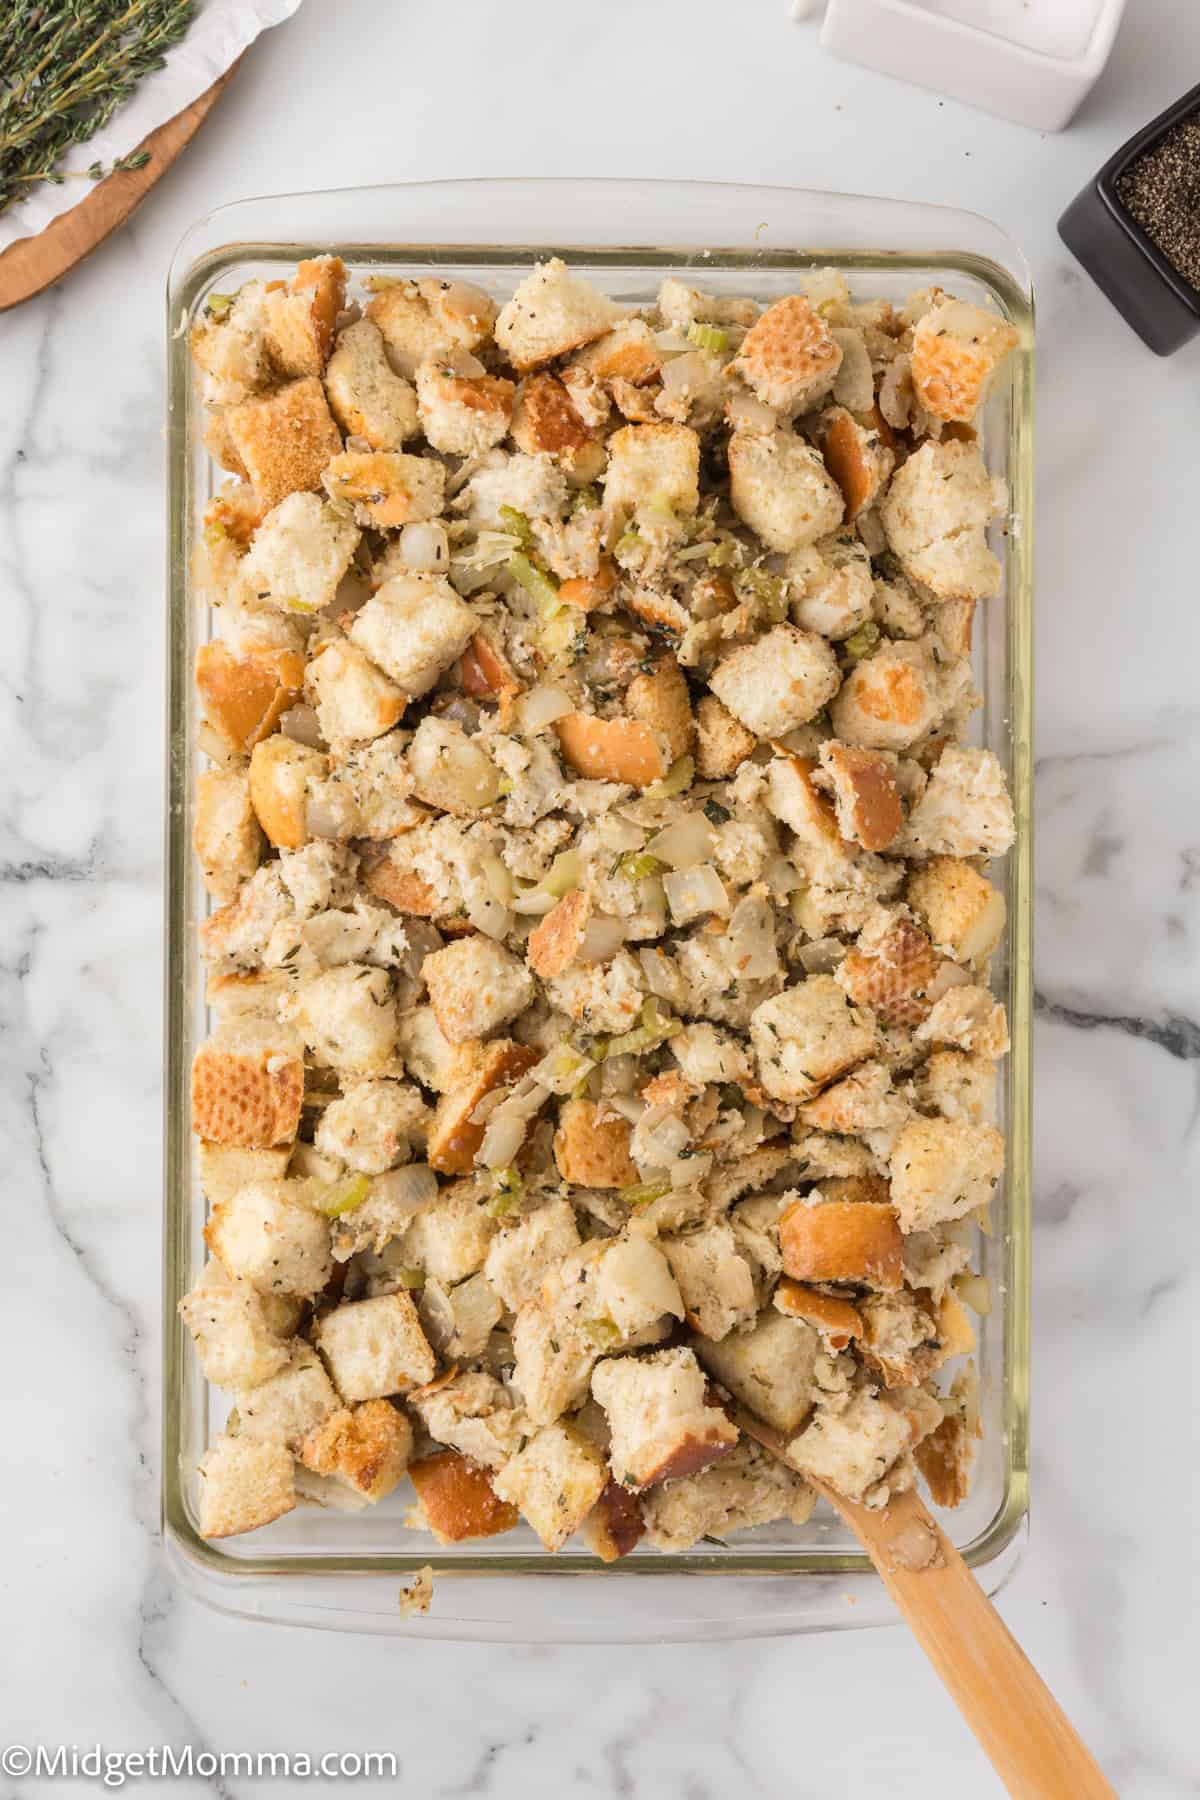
1116, 113, 1200, 294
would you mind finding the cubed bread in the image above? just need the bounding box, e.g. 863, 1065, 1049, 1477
421, 937, 535, 1045
816, 406, 894, 518
591, 1348, 738, 1489
553, 711, 669, 788
553, 1097, 639, 1188
400, 1185, 497, 1284
408, 1449, 519, 1543
773, 1279, 863, 1351
709, 625, 840, 740
914, 1406, 975, 1508
483, 1198, 581, 1311
416, 362, 514, 456
581, 1479, 645, 1562
264, 256, 346, 377
190, 283, 274, 405
367, 277, 498, 379
225, 377, 343, 512
694, 694, 756, 779
197, 1432, 296, 1538
305, 639, 406, 743
661, 1222, 757, 1341
779, 1193, 904, 1291
511, 1293, 598, 1425
410, 1371, 526, 1470
765, 753, 842, 849
407, 715, 502, 814
427, 1040, 539, 1175
656, 277, 758, 332
907, 858, 1006, 965
205, 1178, 332, 1297
297, 1399, 413, 1500
491, 1422, 607, 1551
350, 575, 476, 697
315, 1292, 435, 1399
494, 259, 620, 370
797, 1059, 908, 1135
194, 641, 305, 752
910, 298, 1018, 424
237, 490, 360, 617
786, 537, 875, 641
527, 889, 591, 981
324, 318, 419, 447
191, 1029, 304, 1148
625, 654, 694, 762
838, 918, 940, 1030
419, 1271, 502, 1362
695, 1308, 818, 1434
289, 965, 399, 1075
510, 372, 599, 466
669, 1022, 754, 1088
817, 741, 903, 852
315, 1078, 429, 1174
787, 1390, 912, 1501
603, 423, 700, 531
918, 1049, 998, 1126
234, 1346, 341, 1449
916, 986, 1009, 1059
571, 319, 663, 385
641, 1438, 815, 1552
247, 736, 329, 849
177, 1259, 294, 1391
322, 450, 445, 529
731, 295, 842, 413
749, 974, 876, 1105
193, 766, 264, 903
830, 642, 945, 753
396, 1005, 482, 1093
727, 429, 844, 552
888, 1117, 1005, 1232
879, 439, 1005, 600
900, 746, 1015, 858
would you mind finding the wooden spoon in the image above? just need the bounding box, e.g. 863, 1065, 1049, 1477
734, 1406, 1115, 1799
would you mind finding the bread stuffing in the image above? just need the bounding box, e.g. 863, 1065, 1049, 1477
183, 257, 1017, 1552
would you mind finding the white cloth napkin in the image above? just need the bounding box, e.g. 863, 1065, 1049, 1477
0, 0, 304, 253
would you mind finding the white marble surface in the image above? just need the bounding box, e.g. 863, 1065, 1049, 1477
2, 0, 1198, 1792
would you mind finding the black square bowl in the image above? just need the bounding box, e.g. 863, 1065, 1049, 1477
1059, 79, 1200, 356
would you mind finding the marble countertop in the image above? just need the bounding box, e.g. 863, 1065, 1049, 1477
3, 0, 1197, 1791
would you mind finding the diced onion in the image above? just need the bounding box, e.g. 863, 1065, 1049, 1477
644, 754, 695, 801
954, 1272, 992, 1317
477, 1078, 548, 1170
664, 863, 729, 925
831, 328, 875, 414
532, 1042, 596, 1096
511, 886, 558, 917
797, 936, 846, 975
631, 1107, 692, 1176
763, 854, 803, 897
579, 914, 625, 964
638, 947, 682, 1002
725, 391, 777, 433
648, 812, 714, 870
367, 1163, 438, 1217
516, 683, 572, 732
726, 894, 779, 979
280, 704, 324, 749
541, 849, 581, 897
928, 959, 972, 1001
466, 891, 512, 941
479, 852, 514, 905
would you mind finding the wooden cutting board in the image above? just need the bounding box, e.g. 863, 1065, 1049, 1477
0, 59, 241, 312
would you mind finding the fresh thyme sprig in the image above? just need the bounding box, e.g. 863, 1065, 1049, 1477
0, 0, 194, 218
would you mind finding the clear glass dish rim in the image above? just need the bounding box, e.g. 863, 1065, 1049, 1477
162, 177, 1034, 1603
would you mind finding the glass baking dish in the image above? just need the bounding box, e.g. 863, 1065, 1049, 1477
163, 179, 1033, 1638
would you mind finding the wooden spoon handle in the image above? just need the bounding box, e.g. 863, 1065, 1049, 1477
734, 1408, 1114, 1798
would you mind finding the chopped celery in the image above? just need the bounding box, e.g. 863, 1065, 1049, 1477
686, 320, 728, 354
497, 505, 533, 551
613, 526, 642, 565
582, 1317, 622, 1347
541, 849, 581, 897
203, 519, 228, 547
284, 596, 319, 615
570, 485, 601, 516
616, 851, 664, 882
486, 1167, 525, 1218
644, 754, 694, 801
306, 1174, 371, 1218
706, 538, 740, 569
205, 291, 237, 320
737, 567, 788, 622
396, 1266, 426, 1290
603, 998, 681, 1059
844, 621, 881, 662
508, 551, 560, 614
618, 1178, 672, 1208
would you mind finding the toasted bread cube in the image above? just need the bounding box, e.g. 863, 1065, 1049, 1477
178, 1259, 294, 1391
400, 1185, 497, 1284
914, 1403, 975, 1508
305, 640, 406, 744
553, 711, 669, 788
411, 1370, 525, 1470
527, 889, 591, 981
709, 625, 840, 740
765, 753, 842, 850
728, 429, 843, 553
191, 1030, 304, 1149
195, 641, 305, 753
916, 986, 1009, 1059
901, 746, 1015, 859
695, 1308, 818, 1433
626, 654, 694, 763
407, 715, 502, 815
880, 439, 1005, 601
785, 537, 874, 642
830, 641, 946, 754
298, 1399, 412, 1500
656, 277, 758, 332
797, 1060, 908, 1135
492, 1423, 607, 1551
315, 1292, 435, 1400
695, 694, 756, 780
247, 736, 327, 851
421, 937, 535, 1045
669, 1022, 754, 1088
907, 856, 1006, 965
546, 950, 646, 1037
510, 372, 599, 466
889, 1117, 1004, 1233
238, 489, 359, 617
396, 1006, 482, 1094
641, 1438, 815, 1551
205, 1178, 332, 1297
367, 278, 497, 380
264, 256, 346, 378
315, 1079, 429, 1175
483, 1198, 582, 1311
749, 974, 876, 1105
290, 965, 398, 1076
427, 1040, 539, 1175
816, 406, 894, 518
350, 575, 476, 697
418, 1271, 502, 1361
553, 1097, 639, 1188
603, 423, 699, 531
858, 1290, 942, 1388
773, 1279, 863, 1351
838, 918, 940, 1031
787, 1390, 912, 1502
225, 377, 343, 513
196, 1142, 292, 1208
322, 450, 444, 530
582, 1479, 646, 1562
193, 767, 264, 904
511, 1294, 598, 1425
234, 1346, 341, 1449
415, 361, 514, 456
779, 1193, 904, 1291
662, 1223, 757, 1342
910, 298, 1018, 424
732, 295, 842, 413
408, 1449, 519, 1544
495, 259, 620, 370
591, 1348, 738, 1490
571, 319, 662, 385
197, 1432, 295, 1538
818, 742, 903, 853
190, 284, 274, 404
324, 317, 419, 447
918, 1049, 998, 1127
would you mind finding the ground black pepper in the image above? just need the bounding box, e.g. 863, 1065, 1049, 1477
1116, 114, 1200, 292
